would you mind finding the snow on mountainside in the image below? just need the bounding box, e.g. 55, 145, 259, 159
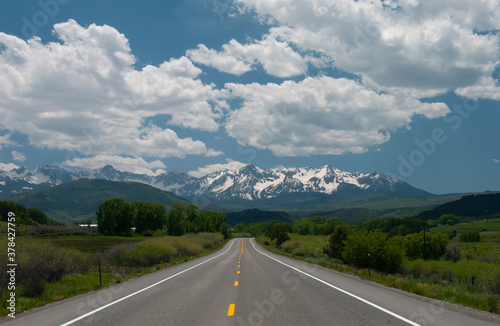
0, 164, 430, 199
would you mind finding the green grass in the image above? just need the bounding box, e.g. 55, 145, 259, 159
430, 219, 500, 233
38, 235, 148, 252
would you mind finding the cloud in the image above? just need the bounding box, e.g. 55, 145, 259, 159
225, 76, 449, 156
0, 162, 19, 171
187, 35, 308, 78
494, 159, 500, 164
11, 151, 26, 162
236, 0, 500, 98
0, 132, 17, 149
188, 159, 247, 177
455, 76, 500, 100
62, 155, 167, 176
186, 44, 253, 75
0, 20, 224, 159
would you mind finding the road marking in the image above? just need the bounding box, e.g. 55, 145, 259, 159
234, 281, 239, 286
227, 304, 235, 316
237, 271, 240, 274
60, 239, 238, 326
238, 265, 240, 267
249, 239, 421, 326
241, 239, 244, 254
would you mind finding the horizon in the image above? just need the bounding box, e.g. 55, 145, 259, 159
0, 1, 499, 195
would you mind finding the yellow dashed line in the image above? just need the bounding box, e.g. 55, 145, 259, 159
237, 271, 240, 274
227, 304, 235, 316
234, 281, 239, 286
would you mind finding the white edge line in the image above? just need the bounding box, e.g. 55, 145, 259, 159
250, 238, 421, 326
60, 239, 237, 326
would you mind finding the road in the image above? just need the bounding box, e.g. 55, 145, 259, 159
2, 238, 499, 326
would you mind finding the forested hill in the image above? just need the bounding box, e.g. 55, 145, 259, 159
5, 179, 187, 225
417, 193, 500, 220
226, 208, 296, 226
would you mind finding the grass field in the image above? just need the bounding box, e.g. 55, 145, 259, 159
37, 235, 148, 252
430, 219, 500, 233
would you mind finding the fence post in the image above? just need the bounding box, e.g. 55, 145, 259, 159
368, 253, 371, 280
99, 260, 102, 287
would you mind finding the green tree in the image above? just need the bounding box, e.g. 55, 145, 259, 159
342, 230, 403, 273
325, 224, 349, 259
234, 222, 245, 233
437, 214, 461, 226
459, 231, 481, 243
266, 223, 290, 246
96, 198, 133, 235
403, 231, 449, 260
133, 201, 165, 234
165, 203, 190, 236
220, 222, 231, 239
0, 201, 32, 224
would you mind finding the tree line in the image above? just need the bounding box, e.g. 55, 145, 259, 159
96, 199, 230, 238
0, 201, 63, 225
232, 213, 468, 274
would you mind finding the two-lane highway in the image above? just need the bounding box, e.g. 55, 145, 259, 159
2, 238, 499, 326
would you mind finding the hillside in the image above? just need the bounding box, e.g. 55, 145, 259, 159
5, 179, 187, 225
417, 192, 500, 220
226, 208, 296, 226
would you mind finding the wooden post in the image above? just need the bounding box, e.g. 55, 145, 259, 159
368, 253, 371, 280
99, 260, 102, 287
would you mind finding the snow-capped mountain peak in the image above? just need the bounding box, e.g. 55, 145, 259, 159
0, 164, 429, 199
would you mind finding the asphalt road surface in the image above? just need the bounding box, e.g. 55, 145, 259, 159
2, 238, 499, 326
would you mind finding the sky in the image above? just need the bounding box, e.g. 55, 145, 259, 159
0, 0, 499, 195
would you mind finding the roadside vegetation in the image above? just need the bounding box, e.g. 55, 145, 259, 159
2, 196, 499, 316
0, 200, 230, 317
235, 215, 500, 314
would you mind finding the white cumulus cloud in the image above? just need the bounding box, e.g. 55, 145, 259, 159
187, 35, 308, 78
0, 20, 224, 159
63, 155, 167, 176
236, 0, 500, 98
225, 76, 449, 156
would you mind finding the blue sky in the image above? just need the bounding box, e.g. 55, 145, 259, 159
0, 0, 499, 194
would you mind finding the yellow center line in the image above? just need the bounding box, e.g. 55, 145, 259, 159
238, 265, 240, 267
234, 281, 238, 286
241, 239, 243, 254
237, 271, 240, 274
227, 304, 235, 316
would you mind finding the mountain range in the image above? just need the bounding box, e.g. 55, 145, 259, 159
0, 164, 430, 202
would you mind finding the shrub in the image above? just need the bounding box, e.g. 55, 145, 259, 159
281, 240, 301, 253
16, 239, 87, 297
342, 230, 403, 273
403, 231, 449, 260
459, 231, 481, 243
324, 225, 348, 259
266, 223, 290, 246
102, 243, 172, 267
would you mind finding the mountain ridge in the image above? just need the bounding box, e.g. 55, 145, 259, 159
0, 164, 431, 201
